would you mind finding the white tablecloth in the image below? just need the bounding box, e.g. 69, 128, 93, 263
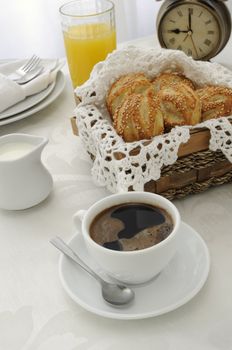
0, 38, 232, 350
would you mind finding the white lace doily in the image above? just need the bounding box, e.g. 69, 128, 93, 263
75, 46, 232, 193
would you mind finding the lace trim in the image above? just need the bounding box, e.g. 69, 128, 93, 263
75, 47, 232, 192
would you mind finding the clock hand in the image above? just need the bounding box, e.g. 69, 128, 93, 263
190, 35, 199, 59
182, 25, 193, 43
181, 30, 199, 59
168, 29, 189, 34
183, 33, 189, 42
188, 8, 192, 31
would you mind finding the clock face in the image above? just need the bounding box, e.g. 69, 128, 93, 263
159, 3, 221, 60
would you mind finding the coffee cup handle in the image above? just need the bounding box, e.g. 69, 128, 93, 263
73, 209, 86, 230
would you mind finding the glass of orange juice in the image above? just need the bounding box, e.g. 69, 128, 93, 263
59, 0, 116, 88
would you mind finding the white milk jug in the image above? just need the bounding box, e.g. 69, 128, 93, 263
0, 133, 53, 210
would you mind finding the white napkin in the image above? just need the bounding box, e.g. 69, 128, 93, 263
0, 60, 64, 113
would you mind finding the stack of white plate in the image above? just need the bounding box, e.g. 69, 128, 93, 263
0, 60, 65, 126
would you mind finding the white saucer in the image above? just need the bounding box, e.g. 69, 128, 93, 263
0, 71, 65, 126
59, 221, 210, 320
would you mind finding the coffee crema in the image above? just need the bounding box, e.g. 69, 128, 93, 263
90, 202, 173, 251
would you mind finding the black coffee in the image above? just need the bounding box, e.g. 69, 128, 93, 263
90, 202, 173, 251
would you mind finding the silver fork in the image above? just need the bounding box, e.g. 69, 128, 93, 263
8, 55, 41, 81
16, 66, 44, 85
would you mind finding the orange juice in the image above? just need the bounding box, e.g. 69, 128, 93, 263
63, 23, 116, 87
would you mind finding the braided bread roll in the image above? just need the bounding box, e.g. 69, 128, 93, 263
114, 88, 164, 142
196, 85, 232, 121
106, 73, 152, 117
152, 72, 195, 92
158, 83, 201, 129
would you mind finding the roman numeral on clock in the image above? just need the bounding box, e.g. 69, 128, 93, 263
204, 39, 211, 46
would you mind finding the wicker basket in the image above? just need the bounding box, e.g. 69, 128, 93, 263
72, 47, 232, 199
71, 117, 232, 200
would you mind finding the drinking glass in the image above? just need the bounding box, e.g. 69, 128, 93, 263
59, 0, 116, 88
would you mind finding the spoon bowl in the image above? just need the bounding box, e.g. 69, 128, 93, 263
101, 281, 134, 306
50, 236, 135, 307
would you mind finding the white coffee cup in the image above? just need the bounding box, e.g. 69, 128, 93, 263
74, 192, 181, 284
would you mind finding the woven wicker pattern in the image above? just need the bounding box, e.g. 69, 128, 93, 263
158, 174, 232, 200
143, 150, 232, 200
71, 117, 232, 199
162, 150, 224, 173
75, 47, 232, 194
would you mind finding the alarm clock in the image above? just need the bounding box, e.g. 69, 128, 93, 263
156, 0, 231, 60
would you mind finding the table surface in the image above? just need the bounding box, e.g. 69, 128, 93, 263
0, 37, 232, 350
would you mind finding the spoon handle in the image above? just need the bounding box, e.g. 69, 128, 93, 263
50, 236, 104, 284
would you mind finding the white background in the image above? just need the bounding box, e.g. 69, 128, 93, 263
0, 0, 161, 58
1, 0, 231, 60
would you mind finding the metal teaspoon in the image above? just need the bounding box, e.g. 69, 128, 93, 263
50, 236, 135, 307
